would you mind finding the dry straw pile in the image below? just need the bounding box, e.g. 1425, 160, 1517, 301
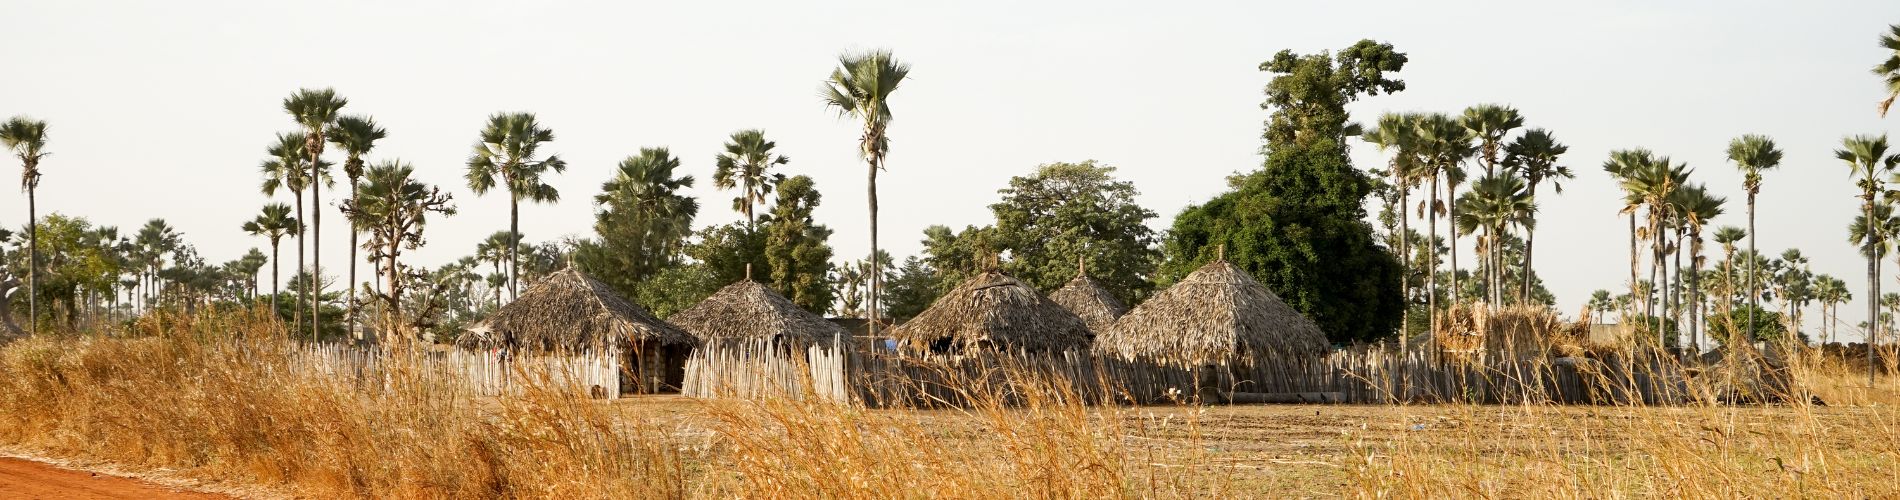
456, 268, 695, 352
1096, 259, 1327, 366
668, 279, 845, 344
889, 270, 1092, 353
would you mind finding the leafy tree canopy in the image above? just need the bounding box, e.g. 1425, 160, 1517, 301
991, 161, 1160, 304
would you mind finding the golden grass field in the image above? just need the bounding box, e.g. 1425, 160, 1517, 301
0, 312, 1895, 498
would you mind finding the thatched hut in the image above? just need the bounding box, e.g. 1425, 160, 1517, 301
456, 268, 697, 393
1047, 261, 1127, 334
888, 270, 1092, 354
668, 279, 846, 344
1096, 259, 1327, 366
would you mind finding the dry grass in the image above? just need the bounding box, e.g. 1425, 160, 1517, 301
0, 309, 1896, 498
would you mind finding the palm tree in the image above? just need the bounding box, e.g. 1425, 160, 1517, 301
328, 115, 386, 338
1674, 185, 1725, 349
1363, 112, 1423, 336
1876, 23, 1900, 116
465, 112, 565, 302
1414, 113, 1476, 311
1604, 149, 1655, 318
134, 219, 179, 311
1460, 104, 1524, 178
284, 88, 347, 342
1588, 289, 1613, 324
1839, 133, 1900, 383
1713, 226, 1746, 315
822, 49, 911, 336
1502, 129, 1571, 302
341, 161, 455, 340
260, 132, 326, 329
242, 203, 299, 318
1620, 153, 1691, 345
713, 129, 790, 228
1816, 275, 1851, 344
1725, 135, 1782, 351
1, 117, 48, 335
474, 231, 516, 287
1454, 172, 1534, 305
597, 147, 700, 279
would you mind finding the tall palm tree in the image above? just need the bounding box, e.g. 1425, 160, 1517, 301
1726, 135, 1782, 351
134, 219, 179, 311
1454, 172, 1534, 305
1588, 289, 1613, 324
713, 129, 790, 228
1620, 153, 1691, 345
1839, 133, 1900, 383
1364, 112, 1423, 337
1876, 23, 1900, 116
1816, 275, 1851, 344
328, 115, 386, 339
822, 49, 911, 336
260, 132, 326, 329
1604, 149, 1655, 318
284, 88, 347, 343
1, 117, 48, 335
1460, 104, 1524, 178
1414, 113, 1476, 309
1674, 185, 1725, 349
242, 203, 298, 318
466, 112, 565, 302
1502, 129, 1571, 302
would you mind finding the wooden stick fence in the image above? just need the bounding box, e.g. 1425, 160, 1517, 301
292, 344, 622, 399
684, 337, 1702, 407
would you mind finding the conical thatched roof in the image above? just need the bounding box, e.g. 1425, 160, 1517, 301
667, 279, 846, 343
889, 270, 1092, 353
1048, 274, 1126, 334
455, 268, 695, 351
1096, 259, 1327, 365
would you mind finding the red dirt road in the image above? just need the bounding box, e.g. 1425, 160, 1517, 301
0, 458, 228, 499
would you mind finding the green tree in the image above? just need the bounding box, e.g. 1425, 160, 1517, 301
465, 112, 566, 301
1363, 112, 1424, 337
920, 224, 996, 296
1618, 152, 1690, 341
1726, 135, 1781, 349
1603, 149, 1652, 318
830, 260, 867, 318
686, 223, 767, 286
1, 117, 48, 334
632, 264, 720, 319
241, 203, 299, 316
1587, 289, 1614, 324
259, 131, 329, 329
1161, 39, 1408, 343
1453, 172, 1533, 305
1460, 104, 1523, 179
990, 161, 1160, 303
1502, 128, 1571, 301
1413, 113, 1476, 316
761, 175, 835, 313
881, 256, 937, 322
284, 88, 348, 342
713, 129, 789, 228
1839, 134, 1899, 382
1708, 303, 1788, 346
822, 49, 911, 337
341, 161, 455, 340
1674, 185, 1725, 348
1712, 225, 1746, 316
574, 147, 697, 299
328, 115, 387, 335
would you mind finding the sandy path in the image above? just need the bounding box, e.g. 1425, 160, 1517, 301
0, 457, 229, 499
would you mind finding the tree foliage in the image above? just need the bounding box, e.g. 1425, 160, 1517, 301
1160, 40, 1408, 343
991, 161, 1160, 304
761, 175, 835, 313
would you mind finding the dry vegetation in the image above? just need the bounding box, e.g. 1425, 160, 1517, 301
0, 310, 1896, 498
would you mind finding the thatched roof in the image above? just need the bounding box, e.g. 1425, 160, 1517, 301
455, 268, 695, 351
1048, 273, 1126, 334
667, 279, 846, 343
888, 270, 1092, 353
1096, 259, 1327, 365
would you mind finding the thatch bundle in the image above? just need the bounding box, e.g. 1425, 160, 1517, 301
888, 270, 1092, 353
1048, 273, 1126, 334
455, 268, 695, 352
668, 279, 846, 344
1095, 259, 1327, 366
1431, 303, 1587, 359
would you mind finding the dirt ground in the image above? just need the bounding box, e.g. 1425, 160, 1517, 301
0, 457, 229, 499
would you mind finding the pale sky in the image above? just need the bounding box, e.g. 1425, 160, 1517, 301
3, 1, 1898, 342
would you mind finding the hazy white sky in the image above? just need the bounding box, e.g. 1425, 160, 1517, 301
3, 1, 1898, 341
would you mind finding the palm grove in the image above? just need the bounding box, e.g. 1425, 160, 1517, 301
1, 30, 1898, 360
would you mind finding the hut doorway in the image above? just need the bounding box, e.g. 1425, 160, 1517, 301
622, 342, 690, 394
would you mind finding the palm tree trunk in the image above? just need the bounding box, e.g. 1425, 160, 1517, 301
1673, 226, 1685, 349
1629, 212, 1639, 318
385, 249, 402, 340
26, 187, 35, 335
348, 179, 360, 343
270, 240, 280, 320
1521, 194, 1537, 302
509, 199, 520, 301
1747, 194, 1759, 352
311, 162, 322, 344
1448, 181, 1461, 304
867, 156, 882, 338
1690, 232, 1702, 352
1427, 177, 1440, 331
1867, 199, 1879, 385
1398, 186, 1410, 343
1650, 215, 1664, 346
293, 191, 305, 335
